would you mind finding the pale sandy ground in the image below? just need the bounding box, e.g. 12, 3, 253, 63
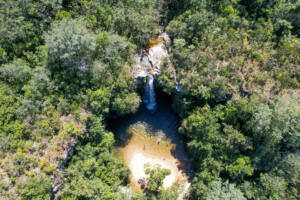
125, 146, 191, 200
118, 126, 189, 189
112, 121, 191, 198
129, 151, 179, 188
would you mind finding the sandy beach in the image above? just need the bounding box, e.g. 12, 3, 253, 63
127, 150, 180, 188
114, 122, 189, 190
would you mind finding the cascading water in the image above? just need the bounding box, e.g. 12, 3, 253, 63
111, 33, 191, 200
143, 75, 156, 110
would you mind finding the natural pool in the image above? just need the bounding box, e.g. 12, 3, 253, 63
109, 93, 191, 193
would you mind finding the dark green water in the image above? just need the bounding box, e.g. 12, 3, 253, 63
109, 92, 188, 161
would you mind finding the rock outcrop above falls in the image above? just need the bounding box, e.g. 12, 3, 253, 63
132, 33, 170, 78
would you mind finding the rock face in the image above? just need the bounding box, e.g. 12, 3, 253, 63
132, 32, 170, 78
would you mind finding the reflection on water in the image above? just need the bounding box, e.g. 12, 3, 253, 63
115, 121, 177, 166
109, 93, 191, 191
116, 122, 173, 156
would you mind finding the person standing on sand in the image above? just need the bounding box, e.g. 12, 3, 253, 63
144, 144, 146, 151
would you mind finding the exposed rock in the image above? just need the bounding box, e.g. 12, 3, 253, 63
132, 32, 184, 95
51, 112, 87, 197
148, 43, 167, 71
132, 33, 169, 79
240, 86, 252, 97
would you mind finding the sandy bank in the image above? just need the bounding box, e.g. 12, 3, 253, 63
128, 151, 179, 188
114, 123, 189, 190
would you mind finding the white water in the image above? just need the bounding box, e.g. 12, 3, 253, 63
144, 75, 156, 110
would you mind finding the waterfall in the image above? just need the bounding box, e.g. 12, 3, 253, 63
143, 75, 156, 110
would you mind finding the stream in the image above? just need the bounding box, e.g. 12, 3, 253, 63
143, 75, 157, 110
109, 34, 191, 198
109, 92, 191, 192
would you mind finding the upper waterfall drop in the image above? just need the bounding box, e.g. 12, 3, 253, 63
132, 33, 170, 78
144, 75, 156, 111
136, 33, 173, 111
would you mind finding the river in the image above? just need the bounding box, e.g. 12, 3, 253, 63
108, 33, 191, 197
109, 92, 191, 195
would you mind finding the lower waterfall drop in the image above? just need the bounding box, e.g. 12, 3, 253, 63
143, 75, 156, 110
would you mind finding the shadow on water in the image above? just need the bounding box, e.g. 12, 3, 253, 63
108, 91, 191, 177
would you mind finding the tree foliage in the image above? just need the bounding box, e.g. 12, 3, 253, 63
60, 116, 130, 199
1, 0, 300, 199
0, 0, 62, 61
16, 176, 52, 200
206, 180, 246, 200
145, 164, 171, 192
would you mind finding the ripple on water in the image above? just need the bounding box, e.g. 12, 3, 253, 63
111, 102, 191, 191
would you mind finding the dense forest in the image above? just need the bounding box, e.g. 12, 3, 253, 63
0, 0, 299, 200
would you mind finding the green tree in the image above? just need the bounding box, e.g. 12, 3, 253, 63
179, 105, 221, 169
259, 173, 287, 200
60, 176, 118, 200
0, 59, 31, 89
227, 156, 254, 182
247, 93, 300, 170
111, 93, 141, 116
206, 179, 246, 200
158, 185, 179, 200
16, 176, 52, 200
22, 66, 53, 101
144, 164, 171, 192
87, 87, 111, 116
0, 0, 62, 60
45, 18, 95, 73
61, 115, 130, 199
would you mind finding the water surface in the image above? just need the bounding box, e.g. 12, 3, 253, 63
109, 93, 190, 190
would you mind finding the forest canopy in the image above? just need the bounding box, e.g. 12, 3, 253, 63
0, 0, 299, 200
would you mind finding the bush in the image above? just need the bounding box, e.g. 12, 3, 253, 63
16, 176, 52, 200
111, 93, 141, 116
45, 18, 95, 69
0, 59, 31, 89
59, 122, 80, 136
